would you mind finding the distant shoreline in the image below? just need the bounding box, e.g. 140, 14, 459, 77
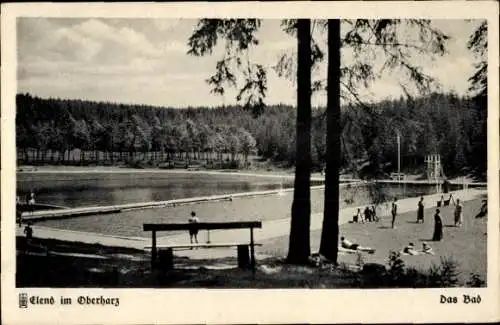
16, 165, 486, 186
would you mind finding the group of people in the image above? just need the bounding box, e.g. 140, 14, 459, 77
390, 194, 467, 242
402, 242, 435, 256
432, 196, 465, 241
352, 205, 379, 223
342, 192, 487, 258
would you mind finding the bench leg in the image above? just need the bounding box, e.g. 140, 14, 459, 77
237, 245, 250, 269
151, 230, 157, 268
158, 248, 174, 271
250, 228, 256, 275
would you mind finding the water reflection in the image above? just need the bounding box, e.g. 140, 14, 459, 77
17, 172, 298, 208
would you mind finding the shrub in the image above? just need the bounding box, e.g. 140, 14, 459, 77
466, 273, 485, 287
382, 252, 461, 288
387, 251, 406, 285
435, 256, 460, 287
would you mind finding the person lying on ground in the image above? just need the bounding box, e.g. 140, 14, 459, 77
420, 242, 435, 255
401, 242, 419, 255
475, 200, 487, 219
340, 236, 375, 253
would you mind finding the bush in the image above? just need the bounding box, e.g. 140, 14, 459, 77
387, 251, 406, 285
361, 263, 387, 287
466, 273, 485, 287
436, 256, 460, 287
377, 252, 462, 288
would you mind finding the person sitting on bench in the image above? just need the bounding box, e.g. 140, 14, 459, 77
341, 236, 375, 253
475, 200, 487, 218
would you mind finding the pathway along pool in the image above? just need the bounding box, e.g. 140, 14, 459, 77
33, 180, 477, 238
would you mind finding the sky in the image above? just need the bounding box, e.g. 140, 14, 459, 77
17, 18, 483, 108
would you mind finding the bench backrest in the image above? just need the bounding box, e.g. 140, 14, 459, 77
143, 221, 262, 232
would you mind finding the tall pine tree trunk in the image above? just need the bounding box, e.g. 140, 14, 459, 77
286, 19, 312, 264
319, 19, 341, 263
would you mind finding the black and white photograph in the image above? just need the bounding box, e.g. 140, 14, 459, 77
2, 2, 499, 324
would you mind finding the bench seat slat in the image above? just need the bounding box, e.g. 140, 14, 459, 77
145, 243, 263, 250
143, 221, 262, 232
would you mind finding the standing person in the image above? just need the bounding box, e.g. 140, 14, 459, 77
358, 208, 365, 223
475, 200, 487, 218
417, 196, 425, 223
454, 199, 463, 227
391, 198, 398, 229
432, 209, 443, 241
437, 195, 444, 207
364, 206, 372, 222
352, 208, 362, 223
16, 209, 23, 228
188, 211, 200, 245
371, 205, 379, 222
24, 222, 34, 249
26, 190, 35, 215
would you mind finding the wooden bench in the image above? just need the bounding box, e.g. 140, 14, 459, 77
143, 221, 262, 273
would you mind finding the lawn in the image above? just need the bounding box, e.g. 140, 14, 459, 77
260, 197, 488, 285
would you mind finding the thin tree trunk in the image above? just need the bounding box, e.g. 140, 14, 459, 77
287, 19, 312, 265
319, 19, 341, 263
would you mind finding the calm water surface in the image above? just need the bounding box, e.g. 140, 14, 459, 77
17, 171, 320, 208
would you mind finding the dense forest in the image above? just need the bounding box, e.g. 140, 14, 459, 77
15, 92, 486, 179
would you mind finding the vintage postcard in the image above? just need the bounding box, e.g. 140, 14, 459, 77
1, 1, 499, 324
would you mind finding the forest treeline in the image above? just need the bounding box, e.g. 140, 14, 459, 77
15, 92, 486, 178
